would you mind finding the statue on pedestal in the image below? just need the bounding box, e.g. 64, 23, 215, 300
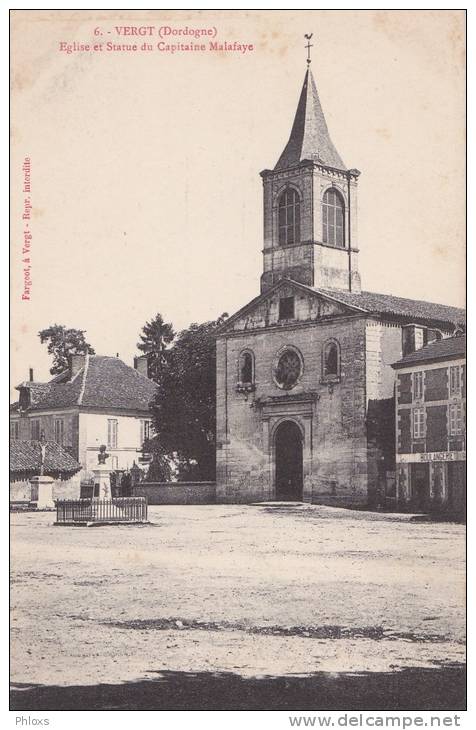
98, 445, 110, 465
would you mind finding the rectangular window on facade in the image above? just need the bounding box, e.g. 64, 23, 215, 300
30, 419, 41, 440
10, 421, 19, 440
107, 419, 118, 448
449, 366, 461, 396
412, 407, 425, 439
449, 403, 464, 436
279, 296, 295, 320
54, 419, 64, 445
413, 371, 424, 401
140, 419, 151, 444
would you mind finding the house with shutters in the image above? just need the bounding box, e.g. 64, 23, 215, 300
10, 354, 156, 485
391, 333, 466, 518
215, 62, 465, 507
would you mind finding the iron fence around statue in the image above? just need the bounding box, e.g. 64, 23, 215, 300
55, 497, 148, 524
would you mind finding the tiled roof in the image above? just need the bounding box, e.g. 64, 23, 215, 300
80, 356, 156, 410
15, 355, 157, 413
218, 278, 466, 336
392, 333, 466, 368
274, 68, 346, 171
10, 440, 81, 475
317, 288, 465, 328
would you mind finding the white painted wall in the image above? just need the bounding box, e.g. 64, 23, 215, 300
78, 412, 151, 476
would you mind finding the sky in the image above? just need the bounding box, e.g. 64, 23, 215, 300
10, 9, 465, 390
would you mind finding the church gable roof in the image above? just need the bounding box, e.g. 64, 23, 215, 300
275, 68, 346, 171
217, 279, 360, 334
218, 280, 465, 336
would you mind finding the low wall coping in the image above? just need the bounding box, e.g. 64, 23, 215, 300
139, 481, 216, 488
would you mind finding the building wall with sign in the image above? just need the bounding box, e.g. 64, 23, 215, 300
393, 340, 466, 518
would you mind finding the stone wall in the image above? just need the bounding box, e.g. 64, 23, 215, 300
364, 320, 402, 504
260, 163, 360, 293
10, 474, 80, 503
133, 482, 216, 505
10, 479, 31, 502
365, 321, 402, 402
216, 316, 368, 505
53, 475, 81, 500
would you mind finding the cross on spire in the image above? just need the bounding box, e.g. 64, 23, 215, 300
304, 33, 313, 65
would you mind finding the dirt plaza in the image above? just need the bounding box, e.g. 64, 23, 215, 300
10, 504, 465, 710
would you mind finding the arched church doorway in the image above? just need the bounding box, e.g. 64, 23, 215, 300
274, 420, 303, 501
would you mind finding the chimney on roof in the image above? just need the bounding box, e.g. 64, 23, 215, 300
402, 324, 441, 356
134, 355, 149, 378
69, 354, 87, 377
29, 368, 34, 382
402, 325, 425, 356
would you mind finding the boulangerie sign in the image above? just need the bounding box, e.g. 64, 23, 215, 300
10, 9, 466, 716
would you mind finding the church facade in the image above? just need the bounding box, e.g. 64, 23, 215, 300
215, 64, 464, 507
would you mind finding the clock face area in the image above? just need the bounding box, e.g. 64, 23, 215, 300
274, 347, 304, 390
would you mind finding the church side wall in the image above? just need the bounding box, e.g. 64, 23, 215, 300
364, 320, 402, 505
365, 320, 402, 402
216, 317, 369, 505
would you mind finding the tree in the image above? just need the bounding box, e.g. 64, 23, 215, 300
150, 313, 228, 481
142, 436, 173, 482
38, 324, 95, 375
137, 313, 175, 382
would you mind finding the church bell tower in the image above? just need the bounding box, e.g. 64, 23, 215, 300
260, 43, 361, 294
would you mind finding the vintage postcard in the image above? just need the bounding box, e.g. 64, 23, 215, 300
10, 8, 466, 717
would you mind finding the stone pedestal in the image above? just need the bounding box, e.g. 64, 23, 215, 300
31, 475, 55, 510
92, 465, 112, 500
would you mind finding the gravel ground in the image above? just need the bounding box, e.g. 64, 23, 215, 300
10, 503, 466, 709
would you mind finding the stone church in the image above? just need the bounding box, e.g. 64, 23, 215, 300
215, 63, 464, 506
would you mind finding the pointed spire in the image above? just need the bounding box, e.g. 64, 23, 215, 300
274, 68, 346, 171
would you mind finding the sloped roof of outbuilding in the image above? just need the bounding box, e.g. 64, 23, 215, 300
392, 333, 466, 368
10, 440, 81, 475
